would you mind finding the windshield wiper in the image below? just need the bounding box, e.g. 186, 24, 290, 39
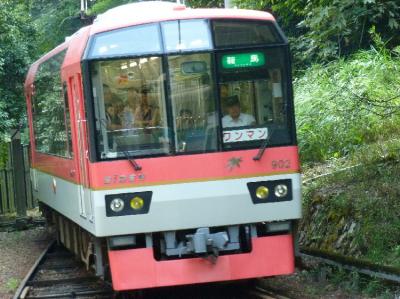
253, 128, 274, 161
98, 114, 142, 170
122, 150, 142, 171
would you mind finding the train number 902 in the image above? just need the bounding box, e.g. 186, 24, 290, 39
272, 159, 291, 169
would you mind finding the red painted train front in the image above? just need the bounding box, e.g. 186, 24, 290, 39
25, 2, 301, 291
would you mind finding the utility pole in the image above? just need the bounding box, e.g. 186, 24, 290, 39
81, 0, 88, 13
80, 0, 94, 24
224, 0, 232, 8
10, 129, 28, 227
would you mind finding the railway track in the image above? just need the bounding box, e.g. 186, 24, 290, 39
299, 247, 400, 284
246, 285, 292, 299
141, 280, 292, 299
13, 241, 113, 299
13, 238, 292, 299
0, 217, 46, 232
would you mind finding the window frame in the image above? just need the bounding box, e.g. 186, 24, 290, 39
161, 19, 213, 53
212, 19, 284, 48
166, 52, 220, 155
86, 22, 164, 60
88, 54, 172, 160
215, 45, 294, 151
62, 82, 73, 158
82, 19, 296, 162
31, 49, 73, 159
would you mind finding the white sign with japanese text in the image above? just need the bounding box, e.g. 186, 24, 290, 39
223, 127, 268, 143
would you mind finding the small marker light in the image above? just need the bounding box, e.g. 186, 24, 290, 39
274, 184, 288, 197
110, 198, 124, 212
130, 196, 144, 210
255, 186, 269, 199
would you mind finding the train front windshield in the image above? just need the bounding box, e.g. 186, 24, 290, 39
86, 19, 294, 159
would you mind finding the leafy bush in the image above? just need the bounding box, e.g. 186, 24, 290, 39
0, 2, 35, 141
295, 46, 400, 163
232, 0, 400, 69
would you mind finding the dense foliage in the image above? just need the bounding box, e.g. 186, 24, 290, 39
28, 0, 83, 54
0, 0, 399, 163
0, 1, 36, 140
295, 43, 400, 163
234, 0, 400, 66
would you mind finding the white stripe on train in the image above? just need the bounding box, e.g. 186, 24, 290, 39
33, 169, 301, 237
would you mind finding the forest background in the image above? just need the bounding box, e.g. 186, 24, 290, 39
1, 0, 400, 292
0, 0, 399, 163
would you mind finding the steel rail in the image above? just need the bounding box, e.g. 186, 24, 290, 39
13, 240, 55, 299
300, 247, 400, 284
302, 164, 362, 185
247, 285, 292, 299
13, 240, 113, 299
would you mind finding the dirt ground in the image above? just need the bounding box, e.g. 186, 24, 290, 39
0, 227, 51, 299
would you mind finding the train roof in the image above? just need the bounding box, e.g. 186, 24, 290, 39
90, 1, 275, 35
25, 2, 276, 88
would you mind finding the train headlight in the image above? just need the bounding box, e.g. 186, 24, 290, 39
130, 196, 144, 210
274, 184, 288, 198
255, 186, 269, 200
247, 179, 292, 205
110, 198, 125, 212
105, 191, 152, 217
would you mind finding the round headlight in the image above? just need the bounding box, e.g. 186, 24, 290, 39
274, 184, 288, 197
130, 196, 144, 210
110, 198, 124, 212
255, 186, 269, 200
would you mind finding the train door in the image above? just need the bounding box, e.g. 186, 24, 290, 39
70, 74, 93, 222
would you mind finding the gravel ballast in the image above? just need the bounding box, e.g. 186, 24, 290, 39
0, 227, 50, 299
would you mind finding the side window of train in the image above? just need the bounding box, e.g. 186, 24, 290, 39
63, 82, 73, 157
32, 49, 71, 158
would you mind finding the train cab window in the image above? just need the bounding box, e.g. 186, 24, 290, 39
167, 53, 218, 153
217, 49, 291, 149
88, 24, 161, 59
90, 56, 170, 159
213, 20, 283, 48
161, 19, 212, 52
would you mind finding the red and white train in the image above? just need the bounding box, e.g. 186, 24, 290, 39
25, 1, 301, 291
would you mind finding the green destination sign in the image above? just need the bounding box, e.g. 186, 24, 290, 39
222, 52, 265, 69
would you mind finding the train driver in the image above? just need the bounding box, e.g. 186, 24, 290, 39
222, 95, 256, 128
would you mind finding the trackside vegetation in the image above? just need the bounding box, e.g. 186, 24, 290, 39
296, 38, 400, 296
295, 38, 400, 163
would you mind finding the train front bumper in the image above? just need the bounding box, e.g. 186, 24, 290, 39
108, 234, 294, 291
